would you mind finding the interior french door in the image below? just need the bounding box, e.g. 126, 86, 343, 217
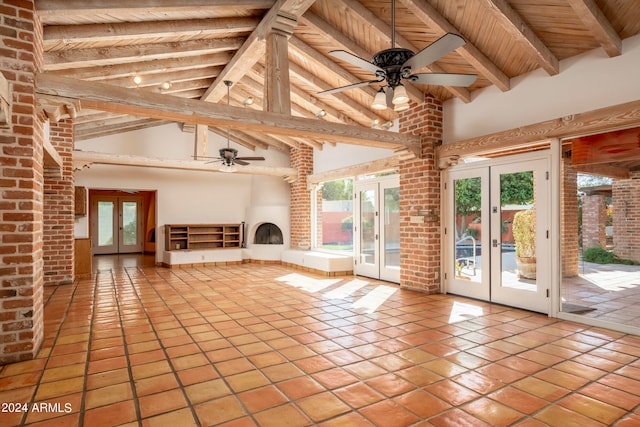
354, 176, 400, 283
445, 153, 550, 313
91, 196, 143, 255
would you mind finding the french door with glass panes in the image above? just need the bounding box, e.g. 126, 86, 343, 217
445, 153, 550, 313
91, 196, 143, 254
354, 175, 400, 283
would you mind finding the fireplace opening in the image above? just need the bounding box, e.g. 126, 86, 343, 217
254, 223, 283, 245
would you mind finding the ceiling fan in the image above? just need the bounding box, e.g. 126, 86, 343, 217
201, 81, 265, 172
319, 0, 477, 111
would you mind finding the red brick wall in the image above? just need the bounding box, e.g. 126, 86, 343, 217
289, 144, 313, 249
0, 0, 45, 364
561, 158, 579, 276
582, 193, 607, 249
612, 172, 640, 263
398, 96, 442, 293
43, 119, 74, 285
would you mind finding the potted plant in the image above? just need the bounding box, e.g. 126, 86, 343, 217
512, 209, 536, 279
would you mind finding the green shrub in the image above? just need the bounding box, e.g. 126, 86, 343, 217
583, 247, 636, 265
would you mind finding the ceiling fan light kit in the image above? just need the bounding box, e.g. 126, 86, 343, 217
319, 0, 477, 112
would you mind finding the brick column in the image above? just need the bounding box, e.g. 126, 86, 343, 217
612, 172, 640, 263
0, 0, 45, 364
43, 119, 74, 285
289, 145, 313, 249
582, 193, 607, 249
561, 158, 579, 276
398, 96, 442, 293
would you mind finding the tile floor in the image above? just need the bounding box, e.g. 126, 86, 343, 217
1, 262, 640, 426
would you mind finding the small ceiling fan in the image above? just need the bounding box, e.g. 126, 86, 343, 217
201, 81, 265, 171
319, 0, 477, 110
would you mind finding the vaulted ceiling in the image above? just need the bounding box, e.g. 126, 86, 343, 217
35, 0, 640, 153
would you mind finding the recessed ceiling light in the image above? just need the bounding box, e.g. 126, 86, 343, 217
161, 81, 172, 90
132, 75, 142, 85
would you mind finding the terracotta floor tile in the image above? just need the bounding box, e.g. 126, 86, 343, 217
276, 376, 326, 400
579, 382, 640, 411
452, 370, 504, 394
226, 370, 270, 392
176, 364, 219, 386
194, 395, 247, 426
141, 407, 199, 427
424, 379, 480, 406
135, 372, 180, 396
312, 367, 359, 389
393, 389, 451, 419
558, 393, 627, 424
359, 400, 420, 427
297, 391, 351, 422
334, 382, 385, 408
5, 263, 638, 426
83, 399, 137, 427
488, 386, 548, 414
184, 378, 231, 404
534, 404, 606, 427
366, 373, 416, 397
428, 407, 493, 427
139, 387, 188, 419
262, 362, 304, 382
237, 385, 288, 413
253, 403, 311, 427
462, 397, 525, 427
86, 382, 133, 409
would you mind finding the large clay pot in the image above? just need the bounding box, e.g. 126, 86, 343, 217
516, 256, 536, 279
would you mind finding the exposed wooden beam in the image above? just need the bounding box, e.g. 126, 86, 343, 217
307, 155, 403, 187
567, 0, 622, 57
37, 73, 421, 152
341, 0, 471, 103
478, 0, 559, 75
437, 100, 640, 158
44, 38, 244, 70
195, 124, 209, 158
47, 52, 234, 81
43, 18, 259, 48
574, 164, 629, 180
399, 0, 510, 92
75, 118, 168, 140
570, 127, 640, 166
200, 0, 315, 103
36, 0, 274, 19
73, 150, 298, 181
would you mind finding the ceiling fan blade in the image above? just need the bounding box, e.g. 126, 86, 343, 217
408, 72, 477, 87
205, 159, 223, 164
234, 159, 250, 166
236, 157, 265, 161
402, 33, 466, 72
329, 50, 383, 74
318, 80, 380, 96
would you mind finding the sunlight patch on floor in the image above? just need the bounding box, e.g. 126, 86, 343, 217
275, 273, 342, 293
324, 279, 370, 299
448, 301, 484, 323
352, 285, 397, 314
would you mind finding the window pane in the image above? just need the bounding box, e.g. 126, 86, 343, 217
384, 187, 400, 268
97, 201, 114, 246
122, 201, 138, 246
317, 178, 353, 252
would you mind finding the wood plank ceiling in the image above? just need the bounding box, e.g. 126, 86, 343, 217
35, 0, 640, 156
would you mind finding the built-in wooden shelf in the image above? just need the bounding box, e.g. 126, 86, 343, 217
165, 224, 242, 251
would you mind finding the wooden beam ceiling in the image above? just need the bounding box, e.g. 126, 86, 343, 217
567, 0, 622, 57
37, 73, 421, 152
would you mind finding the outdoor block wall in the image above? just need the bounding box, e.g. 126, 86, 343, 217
43, 119, 74, 285
289, 144, 313, 249
0, 0, 45, 364
612, 171, 640, 263
398, 96, 442, 293
582, 193, 607, 249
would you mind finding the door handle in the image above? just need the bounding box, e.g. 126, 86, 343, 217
492, 239, 500, 247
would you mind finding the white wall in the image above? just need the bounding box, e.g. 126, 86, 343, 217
74, 123, 290, 262
444, 34, 640, 143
